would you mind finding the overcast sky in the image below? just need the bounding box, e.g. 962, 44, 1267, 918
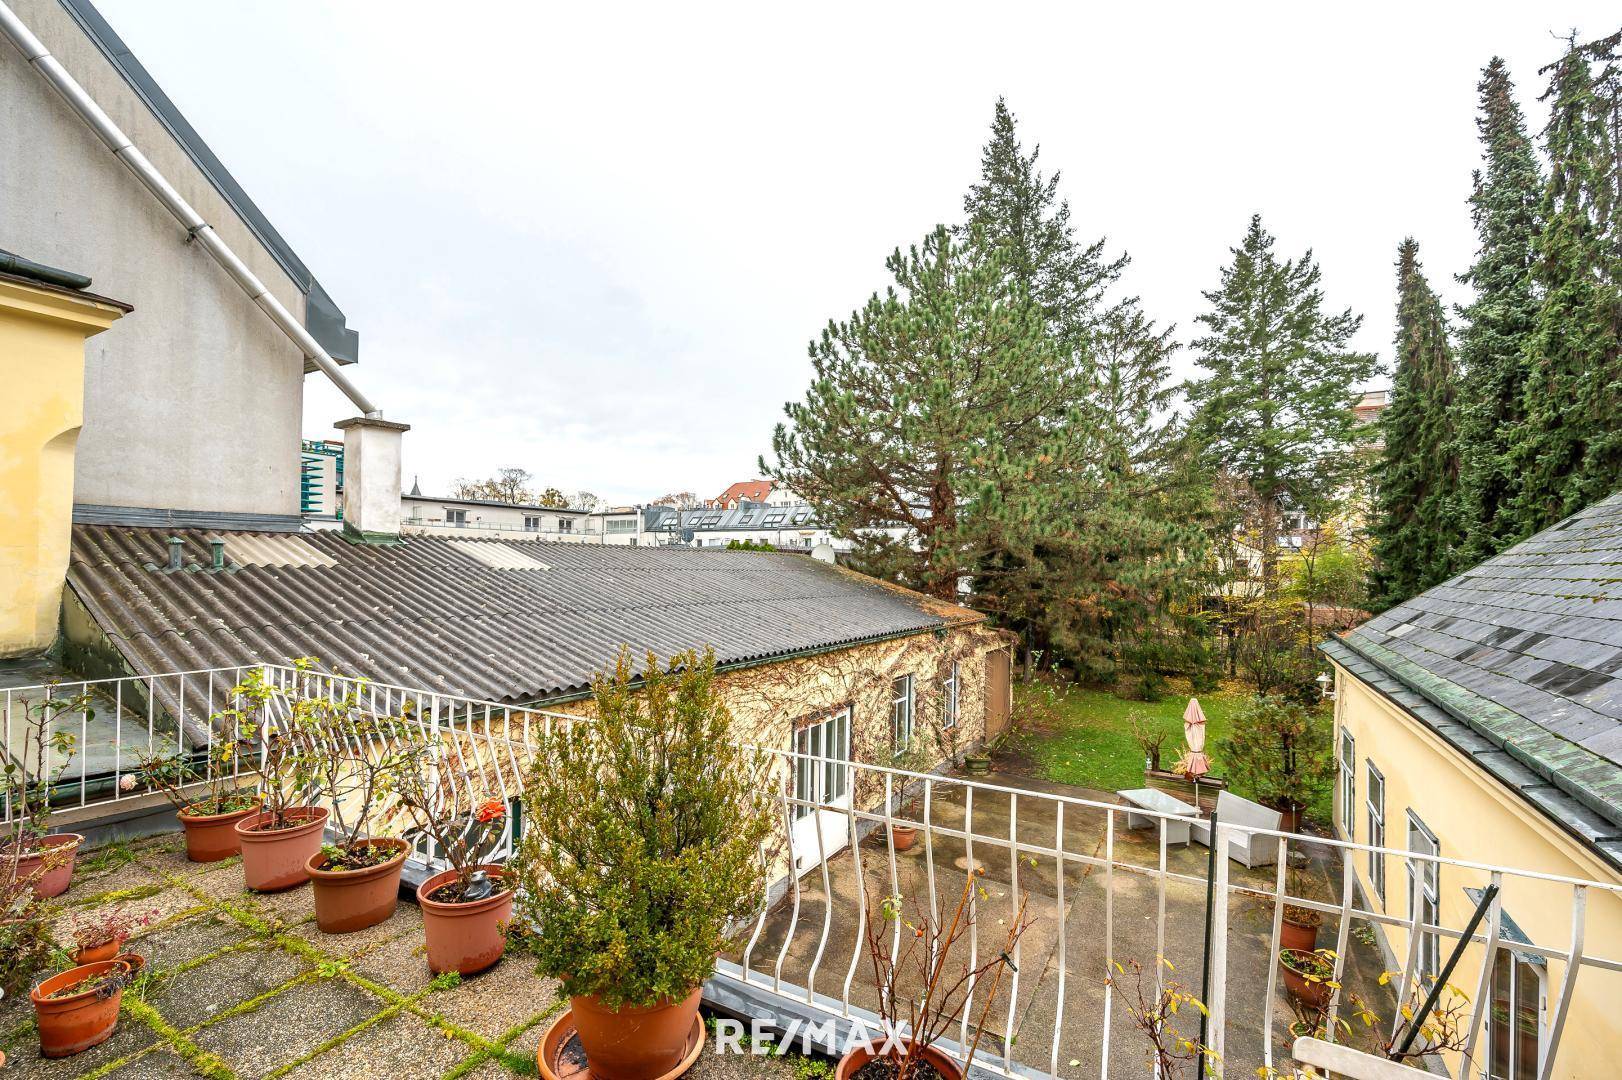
96, 1, 1617, 506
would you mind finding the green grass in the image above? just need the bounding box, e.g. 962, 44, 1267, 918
1008, 681, 1246, 795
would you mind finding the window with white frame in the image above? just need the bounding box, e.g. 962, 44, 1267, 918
1366, 761, 1386, 903
1488, 943, 1545, 1080
891, 676, 914, 756
558, 518, 574, 533
942, 662, 959, 729
792, 710, 851, 821
444, 509, 467, 526
1407, 812, 1441, 980
524, 515, 542, 532
1338, 729, 1356, 840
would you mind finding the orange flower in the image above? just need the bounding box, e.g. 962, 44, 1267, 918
475, 797, 506, 823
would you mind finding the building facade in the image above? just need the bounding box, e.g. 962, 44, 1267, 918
1323, 492, 1622, 1080
1, 0, 361, 529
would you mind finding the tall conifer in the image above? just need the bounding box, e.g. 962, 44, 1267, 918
1371, 240, 1461, 608
1509, 40, 1621, 534
1453, 58, 1542, 563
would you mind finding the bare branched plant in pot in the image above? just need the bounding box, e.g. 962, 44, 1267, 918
839, 871, 1032, 1080
3, 683, 93, 899
301, 710, 417, 934
507, 647, 774, 1080
133, 683, 259, 862
391, 723, 514, 976
232, 660, 338, 892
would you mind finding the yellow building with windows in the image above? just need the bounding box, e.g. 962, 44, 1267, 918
1324, 493, 1622, 1079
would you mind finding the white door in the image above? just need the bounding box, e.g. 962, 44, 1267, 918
790, 709, 852, 875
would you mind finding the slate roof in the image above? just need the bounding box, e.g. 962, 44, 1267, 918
1326, 491, 1622, 868
67, 525, 979, 708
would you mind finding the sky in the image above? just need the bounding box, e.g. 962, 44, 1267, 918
94, 0, 1619, 506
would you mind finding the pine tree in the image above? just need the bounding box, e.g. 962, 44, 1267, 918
1186, 215, 1378, 594
1452, 57, 1543, 564
764, 226, 1089, 601
1508, 39, 1622, 534
1370, 240, 1461, 608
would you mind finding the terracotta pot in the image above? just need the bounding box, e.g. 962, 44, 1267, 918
31, 954, 143, 1058
417, 865, 513, 975
178, 802, 259, 862
71, 937, 124, 966
1278, 950, 1332, 1011
836, 1038, 965, 1080
570, 987, 702, 1080
235, 807, 329, 892
1280, 913, 1320, 953
891, 825, 918, 852
307, 839, 409, 934
12, 833, 84, 898
1272, 801, 1305, 833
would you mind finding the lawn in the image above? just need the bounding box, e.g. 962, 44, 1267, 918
1004, 679, 1335, 823
1006, 680, 1247, 795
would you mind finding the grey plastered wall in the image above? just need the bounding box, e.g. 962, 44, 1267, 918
0, 0, 307, 518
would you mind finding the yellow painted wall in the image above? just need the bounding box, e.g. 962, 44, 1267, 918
0, 276, 125, 657
1331, 662, 1622, 1078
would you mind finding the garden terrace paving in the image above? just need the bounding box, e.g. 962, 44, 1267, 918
722, 768, 1396, 1079
1, 834, 818, 1080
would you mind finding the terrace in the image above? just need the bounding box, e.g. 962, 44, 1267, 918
4, 666, 1619, 1079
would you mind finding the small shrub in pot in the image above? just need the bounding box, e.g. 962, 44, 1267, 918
507, 648, 774, 1080
133, 685, 259, 862
3, 684, 93, 899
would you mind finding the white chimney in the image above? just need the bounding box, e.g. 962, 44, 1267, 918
333, 416, 410, 544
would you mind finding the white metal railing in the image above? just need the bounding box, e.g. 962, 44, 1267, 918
6, 665, 1621, 1078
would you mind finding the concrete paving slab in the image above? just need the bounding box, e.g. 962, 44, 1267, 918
102, 1048, 204, 1079
429, 954, 560, 1039
135, 910, 258, 972
281, 1008, 468, 1080
190, 976, 390, 1079
286, 901, 423, 961
150, 941, 312, 1030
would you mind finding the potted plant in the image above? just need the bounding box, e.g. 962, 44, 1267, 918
31, 953, 145, 1058
398, 765, 513, 976
837, 873, 1031, 1080
3, 685, 94, 898
132, 683, 260, 862
1280, 898, 1323, 953
509, 648, 775, 1080
1277, 947, 1338, 1011
232, 662, 334, 892
301, 713, 415, 934
67, 908, 157, 965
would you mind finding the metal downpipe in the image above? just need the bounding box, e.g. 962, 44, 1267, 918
0, 0, 381, 419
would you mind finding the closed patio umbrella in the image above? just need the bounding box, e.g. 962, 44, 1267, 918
1177, 697, 1212, 780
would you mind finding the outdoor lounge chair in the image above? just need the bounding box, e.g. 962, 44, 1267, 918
1189, 790, 1283, 868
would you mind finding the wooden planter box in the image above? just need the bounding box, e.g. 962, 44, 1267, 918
1144, 769, 1227, 812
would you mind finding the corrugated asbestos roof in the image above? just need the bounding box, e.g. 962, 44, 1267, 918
68, 525, 979, 706
1327, 490, 1622, 863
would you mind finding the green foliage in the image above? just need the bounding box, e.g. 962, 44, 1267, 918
725, 538, 775, 551
507, 648, 774, 1008
1507, 36, 1622, 538
1215, 695, 1334, 819
1453, 57, 1543, 564
1186, 214, 1378, 594
134, 674, 258, 818
1370, 239, 1462, 608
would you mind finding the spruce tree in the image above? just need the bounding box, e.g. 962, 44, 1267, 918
1452, 58, 1542, 564
1370, 240, 1461, 608
1508, 39, 1621, 534
1186, 215, 1378, 594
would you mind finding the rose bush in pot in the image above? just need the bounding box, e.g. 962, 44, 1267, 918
132, 683, 259, 862
232, 661, 336, 892
3, 684, 94, 899
390, 724, 516, 975
302, 711, 417, 934
507, 648, 774, 1080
